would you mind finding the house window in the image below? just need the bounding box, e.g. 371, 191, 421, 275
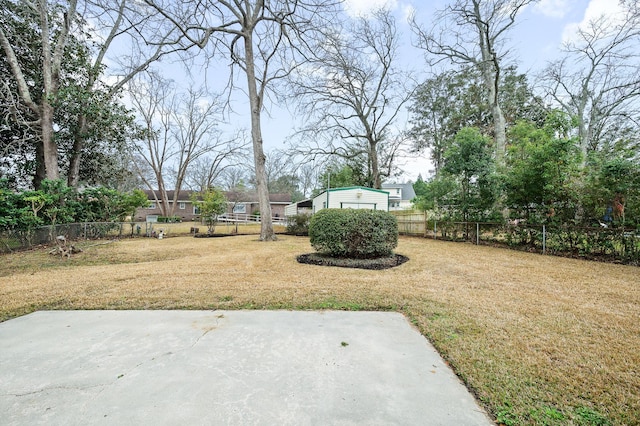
148, 202, 156, 209
193, 206, 200, 215
233, 204, 246, 214
179, 202, 186, 210
396, 188, 401, 194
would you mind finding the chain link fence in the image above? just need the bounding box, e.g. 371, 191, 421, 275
392, 211, 640, 265
0, 218, 288, 254
0, 223, 134, 253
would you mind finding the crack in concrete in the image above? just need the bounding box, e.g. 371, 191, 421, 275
5, 382, 110, 398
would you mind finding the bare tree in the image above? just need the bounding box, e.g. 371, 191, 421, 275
539, 2, 640, 162
411, 0, 536, 165
290, 8, 413, 189
297, 162, 320, 199
183, 129, 250, 193
143, 0, 339, 241
66, 0, 193, 187
128, 71, 227, 217
220, 167, 251, 192
263, 149, 294, 188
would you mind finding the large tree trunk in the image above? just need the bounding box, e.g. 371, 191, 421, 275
33, 137, 47, 190
244, 34, 275, 241
40, 100, 60, 181
157, 180, 171, 217
67, 114, 86, 187
480, 52, 506, 165
491, 102, 507, 164
370, 140, 381, 189
38, 0, 74, 184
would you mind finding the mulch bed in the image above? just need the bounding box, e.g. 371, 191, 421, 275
296, 253, 409, 270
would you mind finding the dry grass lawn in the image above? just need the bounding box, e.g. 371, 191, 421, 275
1, 235, 638, 425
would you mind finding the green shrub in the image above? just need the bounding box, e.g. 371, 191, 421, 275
309, 209, 398, 259
286, 213, 311, 236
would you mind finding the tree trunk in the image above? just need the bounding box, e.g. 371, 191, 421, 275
40, 100, 60, 181
33, 138, 47, 190
157, 179, 170, 217
480, 63, 506, 166
244, 33, 275, 241
492, 102, 507, 165
67, 114, 87, 187
370, 140, 381, 189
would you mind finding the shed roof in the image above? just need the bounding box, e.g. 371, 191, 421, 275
313, 186, 389, 198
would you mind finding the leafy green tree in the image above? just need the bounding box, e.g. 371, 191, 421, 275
190, 188, 227, 235
442, 128, 498, 221
583, 155, 640, 227
412, 0, 539, 165
412, 176, 457, 219
0, 180, 21, 228
504, 115, 581, 224
413, 175, 429, 198
39, 180, 77, 226
122, 190, 149, 221
75, 187, 148, 223
409, 66, 546, 175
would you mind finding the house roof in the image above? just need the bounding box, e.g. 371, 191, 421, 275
381, 183, 416, 201
143, 189, 291, 204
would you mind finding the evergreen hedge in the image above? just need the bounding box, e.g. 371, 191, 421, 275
309, 209, 398, 259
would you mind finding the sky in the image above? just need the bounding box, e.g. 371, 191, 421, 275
246, 0, 613, 183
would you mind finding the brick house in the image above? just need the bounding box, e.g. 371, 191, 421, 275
136, 189, 291, 221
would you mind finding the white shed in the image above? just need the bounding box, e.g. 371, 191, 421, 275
312, 186, 389, 213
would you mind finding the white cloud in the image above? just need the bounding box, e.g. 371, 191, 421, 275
532, 0, 573, 18
561, 0, 625, 43
401, 4, 416, 22
343, 0, 398, 17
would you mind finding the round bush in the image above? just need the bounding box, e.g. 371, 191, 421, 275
308, 209, 398, 259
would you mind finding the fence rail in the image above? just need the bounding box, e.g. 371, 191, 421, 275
217, 213, 286, 224
391, 211, 640, 265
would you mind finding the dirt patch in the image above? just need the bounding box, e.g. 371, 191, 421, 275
296, 253, 409, 270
